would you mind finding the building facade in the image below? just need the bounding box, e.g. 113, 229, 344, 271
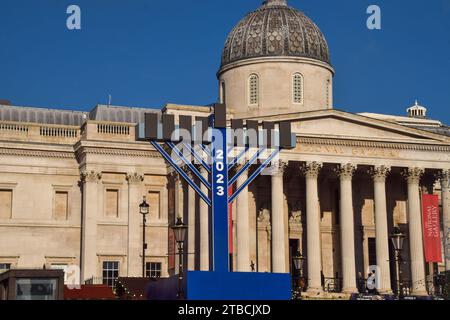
0, 0, 449, 297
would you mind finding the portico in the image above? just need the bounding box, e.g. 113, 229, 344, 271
180, 109, 450, 297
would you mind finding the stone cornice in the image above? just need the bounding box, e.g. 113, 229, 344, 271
0, 148, 75, 159
243, 109, 450, 143
296, 136, 450, 152
76, 146, 162, 159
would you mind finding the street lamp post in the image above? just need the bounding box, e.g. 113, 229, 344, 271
139, 197, 150, 278
390, 227, 406, 299
292, 251, 305, 299
171, 217, 188, 299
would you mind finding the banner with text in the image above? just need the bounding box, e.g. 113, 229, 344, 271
422, 194, 442, 263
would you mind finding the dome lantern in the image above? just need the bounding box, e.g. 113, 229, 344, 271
263, 0, 288, 6
407, 100, 427, 118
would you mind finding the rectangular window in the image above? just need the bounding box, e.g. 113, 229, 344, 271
105, 190, 119, 218
0, 190, 12, 219
145, 262, 162, 279
54, 191, 69, 220
147, 191, 160, 219
102, 261, 119, 288
0, 263, 11, 274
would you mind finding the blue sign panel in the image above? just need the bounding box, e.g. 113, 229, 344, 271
187, 271, 292, 300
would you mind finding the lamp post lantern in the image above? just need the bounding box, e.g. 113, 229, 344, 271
292, 251, 305, 299
139, 196, 150, 278
171, 216, 188, 299
390, 227, 406, 298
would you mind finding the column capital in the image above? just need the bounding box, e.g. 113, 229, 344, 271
181, 165, 195, 179
272, 160, 288, 177
402, 167, 424, 185
234, 163, 250, 174
437, 169, 450, 189
195, 164, 209, 175
369, 165, 391, 183
301, 161, 323, 178
335, 163, 356, 180
168, 170, 180, 183
81, 170, 102, 183
126, 172, 144, 185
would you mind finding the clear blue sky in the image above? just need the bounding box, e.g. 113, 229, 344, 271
0, 0, 449, 124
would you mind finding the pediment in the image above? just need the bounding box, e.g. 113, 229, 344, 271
286, 110, 449, 144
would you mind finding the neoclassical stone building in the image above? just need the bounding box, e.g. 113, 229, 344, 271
0, 0, 449, 297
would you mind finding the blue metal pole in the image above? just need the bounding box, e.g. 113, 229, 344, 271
211, 128, 229, 273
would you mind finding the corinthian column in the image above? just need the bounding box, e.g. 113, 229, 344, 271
199, 166, 210, 271
271, 161, 288, 273
335, 163, 357, 293
369, 166, 392, 294
301, 162, 323, 292
80, 170, 102, 282
402, 168, 427, 295
440, 170, 450, 273
236, 166, 250, 272
126, 172, 144, 277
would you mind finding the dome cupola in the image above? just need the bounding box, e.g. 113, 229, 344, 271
220, 0, 331, 69
218, 0, 334, 118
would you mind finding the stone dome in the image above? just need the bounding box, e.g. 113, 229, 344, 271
221, 0, 330, 68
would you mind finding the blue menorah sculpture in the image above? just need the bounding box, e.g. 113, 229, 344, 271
138, 104, 296, 300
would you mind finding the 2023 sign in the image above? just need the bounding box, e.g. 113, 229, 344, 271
215, 149, 225, 197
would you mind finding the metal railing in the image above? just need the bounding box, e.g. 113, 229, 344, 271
398, 274, 449, 299
84, 277, 105, 285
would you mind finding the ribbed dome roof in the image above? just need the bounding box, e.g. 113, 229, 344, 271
221, 0, 330, 68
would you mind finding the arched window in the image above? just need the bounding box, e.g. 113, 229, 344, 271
220, 81, 226, 104
248, 74, 259, 105
293, 73, 304, 104
326, 78, 331, 107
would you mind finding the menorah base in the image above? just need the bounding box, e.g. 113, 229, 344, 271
186, 271, 292, 300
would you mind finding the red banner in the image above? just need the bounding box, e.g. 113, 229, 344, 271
422, 194, 442, 263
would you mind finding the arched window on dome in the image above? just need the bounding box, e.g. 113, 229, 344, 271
248, 74, 259, 106
326, 78, 331, 107
293, 73, 304, 104
220, 81, 226, 104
